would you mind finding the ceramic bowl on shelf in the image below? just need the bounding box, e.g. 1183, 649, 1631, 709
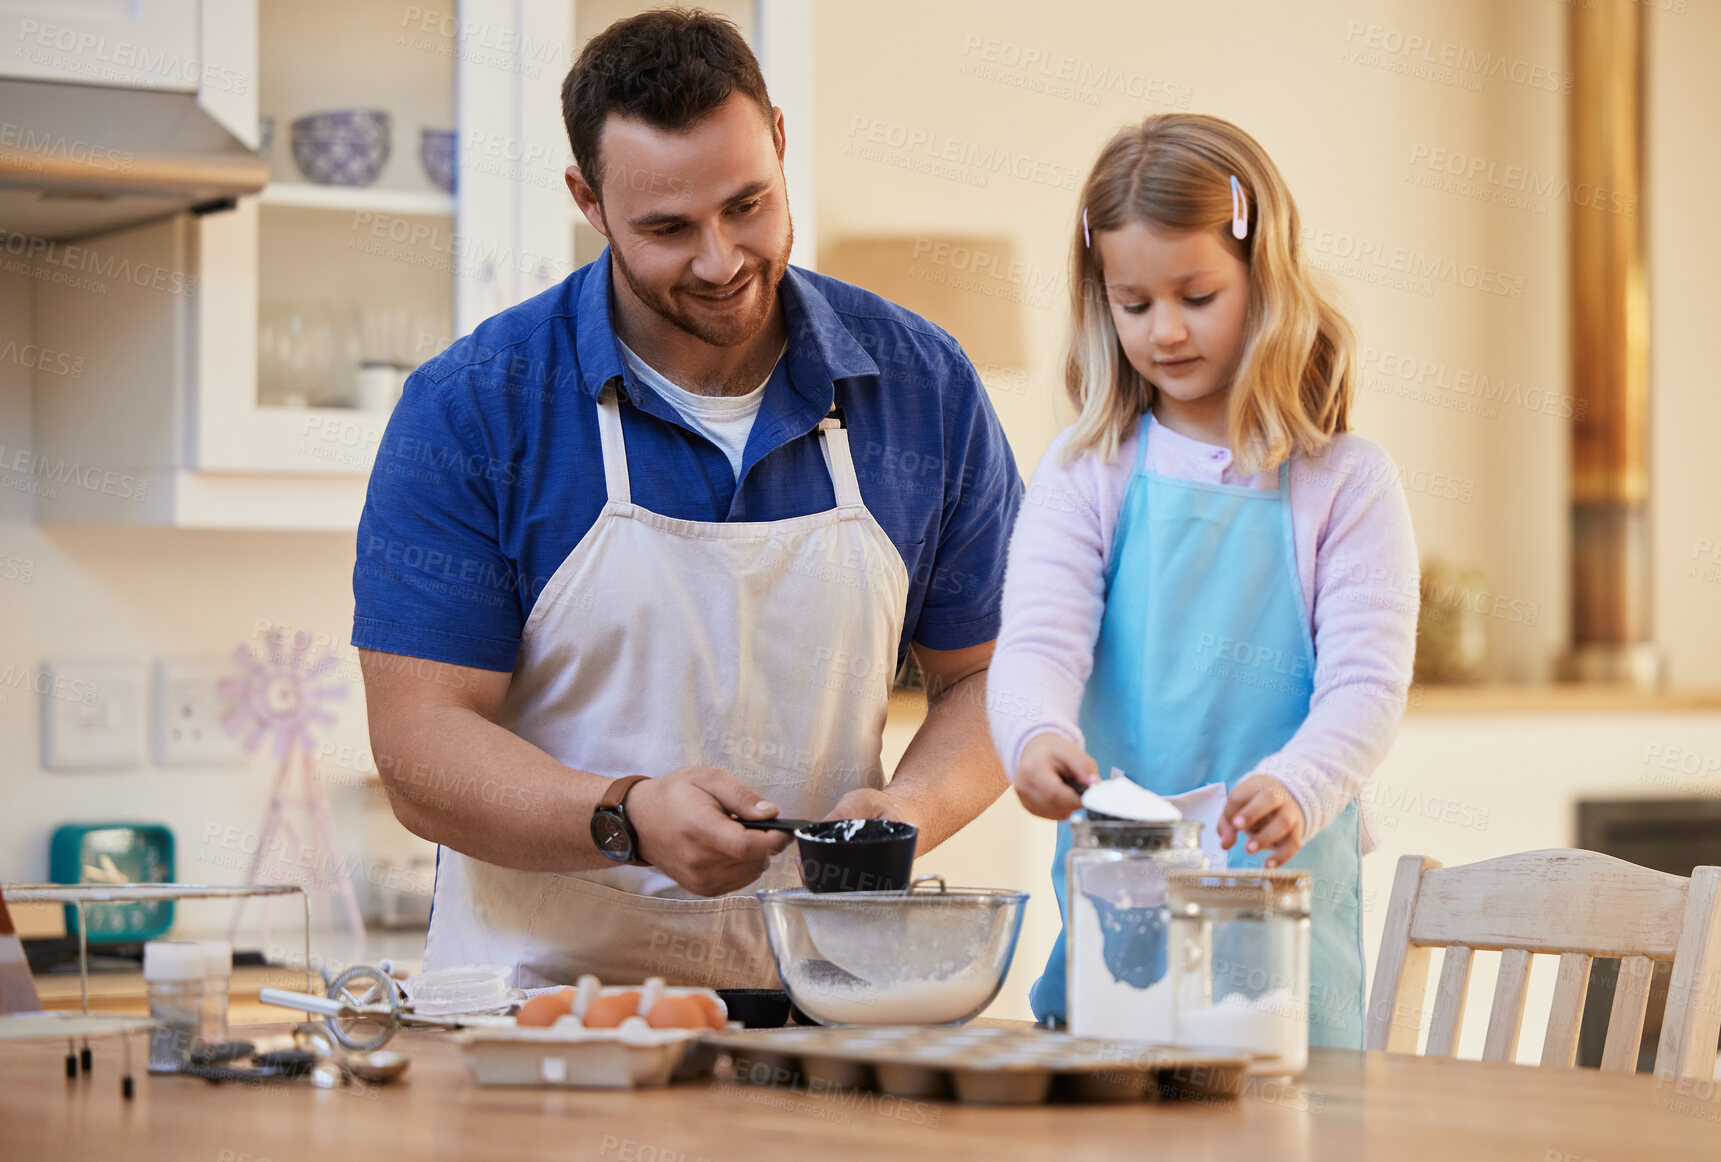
290, 108, 391, 187
420, 128, 457, 193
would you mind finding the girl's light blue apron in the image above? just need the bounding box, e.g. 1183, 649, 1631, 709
1029, 416, 1366, 1048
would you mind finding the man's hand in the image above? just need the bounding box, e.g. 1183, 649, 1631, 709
1012, 731, 1097, 821
1217, 773, 1306, 868
625, 767, 793, 896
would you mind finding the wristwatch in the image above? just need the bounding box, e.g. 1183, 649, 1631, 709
591, 775, 651, 866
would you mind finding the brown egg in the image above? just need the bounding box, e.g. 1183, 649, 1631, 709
688, 992, 727, 1030
644, 995, 706, 1030
515, 988, 575, 1027
582, 990, 641, 1028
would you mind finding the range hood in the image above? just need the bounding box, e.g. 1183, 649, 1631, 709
0, 77, 268, 241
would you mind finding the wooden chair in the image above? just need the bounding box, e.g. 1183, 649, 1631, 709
1366, 849, 1721, 1079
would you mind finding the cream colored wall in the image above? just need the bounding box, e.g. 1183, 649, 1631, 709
817, 0, 1711, 685
1647, 1, 1721, 687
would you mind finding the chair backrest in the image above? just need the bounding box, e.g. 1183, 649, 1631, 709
1366, 849, 1721, 1080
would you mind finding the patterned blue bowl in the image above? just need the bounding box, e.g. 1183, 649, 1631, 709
290, 109, 391, 187
420, 128, 456, 194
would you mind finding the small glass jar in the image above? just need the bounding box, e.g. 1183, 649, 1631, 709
1168, 870, 1312, 1075
143, 941, 206, 1072
1065, 818, 1207, 1041
197, 940, 232, 1046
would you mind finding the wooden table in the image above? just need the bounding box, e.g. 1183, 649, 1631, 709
5, 1022, 1718, 1161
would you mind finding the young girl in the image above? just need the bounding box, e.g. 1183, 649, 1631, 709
987, 114, 1418, 1048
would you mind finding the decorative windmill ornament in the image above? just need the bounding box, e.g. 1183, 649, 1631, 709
223, 631, 347, 761
222, 630, 364, 954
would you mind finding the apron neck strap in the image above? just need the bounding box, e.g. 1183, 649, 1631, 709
599, 386, 862, 510
1132, 412, 1152, 475
816, 418, 865, 509
596, 383, 632, 503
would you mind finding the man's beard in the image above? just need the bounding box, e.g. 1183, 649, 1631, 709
608, 217, 794, 348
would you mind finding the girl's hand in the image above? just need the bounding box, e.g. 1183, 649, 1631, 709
1218, 774, 1306, 867
1013, 731, 1098, 821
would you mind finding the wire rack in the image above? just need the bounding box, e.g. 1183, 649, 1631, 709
2, 882, 312, 1014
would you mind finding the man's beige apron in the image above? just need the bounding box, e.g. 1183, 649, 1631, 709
423, 384, 910, 988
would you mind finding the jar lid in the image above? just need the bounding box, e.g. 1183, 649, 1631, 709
1070, 817, 1203, 852
143, 940, 207, 982
1166, 869, 1312, 916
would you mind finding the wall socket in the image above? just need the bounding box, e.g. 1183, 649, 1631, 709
151, 658, 252, 767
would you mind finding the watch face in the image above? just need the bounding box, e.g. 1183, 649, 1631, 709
592, 811, 633, 862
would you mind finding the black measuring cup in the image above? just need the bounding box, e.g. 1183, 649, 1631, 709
739, 817, 919, 893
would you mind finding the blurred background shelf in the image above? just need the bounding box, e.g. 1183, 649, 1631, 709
259, 182, 455, 216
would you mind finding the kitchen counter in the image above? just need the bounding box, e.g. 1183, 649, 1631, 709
6, 1021, 1717, 1161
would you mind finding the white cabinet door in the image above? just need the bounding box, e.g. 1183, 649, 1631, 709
0, 0, 200, 92
755, 0, 817, 271
455, 0, 574, 332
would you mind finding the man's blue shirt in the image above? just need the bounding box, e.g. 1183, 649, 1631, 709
352, 254, 1024, 673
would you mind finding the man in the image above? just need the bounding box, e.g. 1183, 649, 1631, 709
354, 9, 1022, 989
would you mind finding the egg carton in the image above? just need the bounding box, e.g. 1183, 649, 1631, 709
457, 979, 731, 1087
456, 1023, 720, 1088
708, 1025, 1251, 1105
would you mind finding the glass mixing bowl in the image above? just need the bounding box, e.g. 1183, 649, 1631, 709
756, 878, 1028, 1026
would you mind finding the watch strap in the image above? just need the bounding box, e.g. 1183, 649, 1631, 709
598, 774, 649, 811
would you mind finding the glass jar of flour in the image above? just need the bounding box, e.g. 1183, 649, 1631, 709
1065, 819, 1207, 1040
1167, 869, 1312, 1075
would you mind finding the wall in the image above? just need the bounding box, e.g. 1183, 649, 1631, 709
1647, 0, 1721, 686
816, 0, 1711, 685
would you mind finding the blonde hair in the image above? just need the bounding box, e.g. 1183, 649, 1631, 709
1062, 114, 1354, 472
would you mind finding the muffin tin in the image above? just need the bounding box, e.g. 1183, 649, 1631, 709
710, 1025, 1250, 1106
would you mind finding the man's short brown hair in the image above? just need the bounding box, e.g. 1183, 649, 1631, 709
562, 7, 774, 201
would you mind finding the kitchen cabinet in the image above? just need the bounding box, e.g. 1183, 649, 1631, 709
0, 1, 256, 147
29, 0, 568, 529
28, 0, 812, 530
0, 2, 200, 94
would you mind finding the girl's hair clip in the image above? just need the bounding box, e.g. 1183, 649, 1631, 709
1229, 174, 1248, 240
1082, 206, 1091, 249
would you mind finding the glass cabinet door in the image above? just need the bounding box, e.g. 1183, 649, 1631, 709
192, 0, 569, 488
254, 0, 456, 418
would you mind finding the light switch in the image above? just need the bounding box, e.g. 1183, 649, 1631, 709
40, 659, 146, 770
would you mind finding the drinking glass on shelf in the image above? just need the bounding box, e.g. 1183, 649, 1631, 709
259, 301, 310, 408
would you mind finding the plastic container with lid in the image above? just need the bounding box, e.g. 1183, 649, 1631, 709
1167, 869, 1312, 1075
1065, 817, 1208, 1041
143, 941, 206, 1072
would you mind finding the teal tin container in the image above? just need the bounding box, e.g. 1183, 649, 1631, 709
49, 824, 176, 943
